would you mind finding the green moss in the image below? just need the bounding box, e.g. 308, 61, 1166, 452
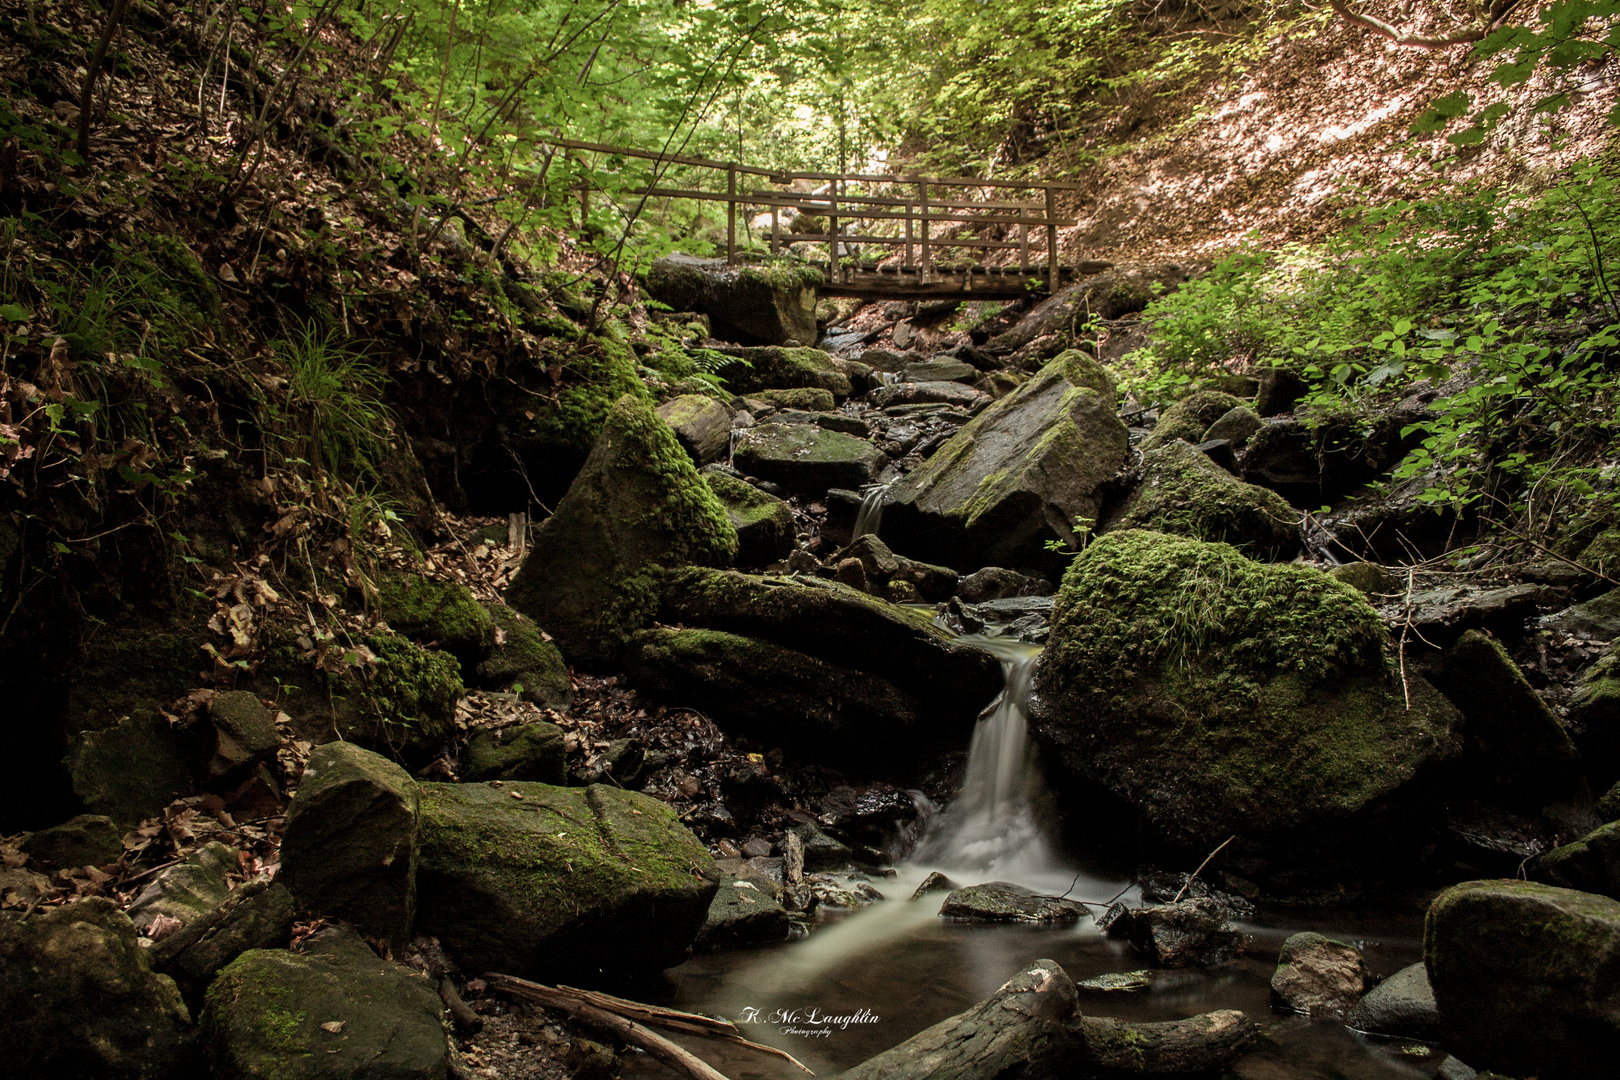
717, 347, 853, 398
753, 387, 836, 411
478, 605, 572, 708
1581, 529, 1620, 577
373, 572, 495, 668
1048, 348, 1118, 401
1115, 440, 1299, 558
141, 233, 222, 318
738, 261, 823, 294
527, 328, 648, 456
1141, 390, 1245, 450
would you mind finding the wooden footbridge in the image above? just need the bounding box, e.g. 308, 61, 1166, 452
547, 136, 1088, 300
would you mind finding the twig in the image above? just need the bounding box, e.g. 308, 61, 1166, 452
1172, 835, 1237, 903
1399, 566, 1415, 711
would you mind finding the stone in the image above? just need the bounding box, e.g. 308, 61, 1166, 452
201, 925, 447, 1080
955, 566, 1054, 603
834, 556, 868, 591
66, 709, 194, 825
986, 263, 1186, 352
463, 722, 566, 784
1532, 820, 1620, 899
867, 380, 992, 411
859, 347, 924, 372
1242, 410, 1424, 508
796, 822, 855, 870
1254, 366, 1308, 415
882, 352, 1129, 569
1110, 438, 1300, 559
1344, 962, 1439, 1040
277, 742, 420, 948
1426, 879, 1620, 1079
151, 877, 297, 1003
656, 394, 734, 465
126, 841, 236, 933
475, 605, 573, 710
772, 408, 871, 436
713, 345, 854, 398
697, 858, 791, 946
1392, 582, 1549, 647
900, 359, 979, 384
205, 691, 280, 779
0, 897, 194, 1079
1107, 899, 1247, 967
752, 387, 836, 411
1140, 391, 1245, 451
645, 255, 821, 345
505, 394, 737, 667
731, 422, 882, 495
1269, 931, 1372, 1017
938, 881, 1085, 924
703, 471, 796, 567
1329, 561, 1397, 596
911, 871, 960, 899
1031, 531, 1461, 874
1545, 588, 1620, 641
415, 782, 716, 978
1202, 404, 1264, 446
1568, 648, 1620, 790
975, 371, 1025, 399
374, 573, 496, 670
20, 813, 124, 869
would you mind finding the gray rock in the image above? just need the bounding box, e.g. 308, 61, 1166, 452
1388, 582, 1550, 646
732, 422, 882, 495
1106, 898, 1247, 967
1345, 962, 1439, 1039
956, 566, 1054, 603
151, 877, 297, 1002
752, 387, 837, 411
987, 263, 1186, 351
463, 722, 566, 784
911, 871, 960, 900
712, 345, 855, 398
1141, 391, 1245, 451
1269, 931, 1373, 1017
1568, 648, 1620, 791
1545, 587, 1620, 640
796, 822, 856, 871
1202, 405, 1263, 446
698, 858, 790, 946
859, 348, 924, 372
66, 710, 194, 825
772, 408, 871, 436
206, 692, 280, 778
201, 925, 447, 1080
867, 380, 991, 411
645, 255, 821, 345
20, 813, 124, 869
702, 471, 795, 567
1532, 820, 1620, 899
278, 742, 420, 948
1435, 1057, 1478, 1080
657, 394, 733, 465
0, 897, 194, 1079
899, 359, 979, 384
127, 841, 236, 932
938, 881, 1085, 924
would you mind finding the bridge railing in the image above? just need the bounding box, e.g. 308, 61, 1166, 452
542, 136, 1081, 294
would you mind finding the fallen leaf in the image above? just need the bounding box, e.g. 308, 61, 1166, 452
320, 1021, 346, 1034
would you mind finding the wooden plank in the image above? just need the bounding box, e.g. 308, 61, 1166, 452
749, 189, 1044, 212
1045, 187, 1059, 295
771, 231, 1029, 251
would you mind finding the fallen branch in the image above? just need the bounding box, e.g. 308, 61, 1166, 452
555, 984, 813, 1073
1173, 835, 1237, 903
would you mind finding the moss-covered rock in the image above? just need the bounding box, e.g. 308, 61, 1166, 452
702, 472, 796, 568
201, 926, 447, 1080
645, 255, 821, 345
463, 722, 566, 784
1579, 528, 1620, 578
1140, 390, 1245, 451
1329, 561, 1397, 596
1569, 647, 1620, 791
62, 626, 208, 737
19, 813, 125, 869
1111, 440, 1300, 559
506, 394, 737, 668
1202, 404, 1263, 446
753, 387, 836, 411
475, 606, 572, 710
731, 422, 882, 495
0, 897, 194, 1079
374, 573, 495, 671
1532, 820, 1620, 899
882, 352, 1129, 569
656, 394, 733, 466
415, 782, 716, 978
66, 710, 195, 825
1426, 879, 1620, 1079
278, 743, 420, 948
697, 858, 791, 947
151, 877, 297, 1006
127, 841, 236, 933
1030, 530, 1460, 861
206, 691, 280, 779
715, 345, 854, 398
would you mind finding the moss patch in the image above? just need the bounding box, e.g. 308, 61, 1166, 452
374, 572, 495, 670
702, 472, 795, 567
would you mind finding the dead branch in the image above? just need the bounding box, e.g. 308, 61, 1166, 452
1172, 835, 1237, 902
1327, 0, 1524, 51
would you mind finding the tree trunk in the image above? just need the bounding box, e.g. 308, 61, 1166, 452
1072, 1010, 1259, 1077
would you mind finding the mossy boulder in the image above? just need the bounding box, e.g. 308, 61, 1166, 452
151, 877, 297, 1005
731, 422, 882, 495
475, 606, 572, 710
882, 352, 1129, 570
1030, 530, 1461, 864
753, 387, 836, 411
61, 624, 208, 737
1111, 440, 1300, 559
20, 813, 125, 869
1426, 879, 1620, 1079
374, 573, 496, 671
702, 472, 796, 568
0, 897, 195, 1079
715, 345, 854, 398
205, 691, 280, 780
463, 722, 566, 784
66, 710, 195, 825
645, 255, 821, 345
1202, 405, 1264, 446
505, 394, 737, 668
278, 743, 420, 949
1568, 647, 1620, 790
415, 782, 716, 979
656, 394, 733, 466
1532, 820, 1620, 899
201, 926, 447, 1080
1141, 390, 1246, 451
1329, 561, 1397, 596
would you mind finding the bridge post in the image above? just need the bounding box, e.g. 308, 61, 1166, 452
1019, 206, 1029, 273
905, 205, 913, 268
770, 205, 779, 255
726, 165, 737, 266
828, 182, 840, 283
919, 180, 931, 284
1045, 185, 1059, 294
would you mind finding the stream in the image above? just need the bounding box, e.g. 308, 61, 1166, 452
631, 636, 1446, 1080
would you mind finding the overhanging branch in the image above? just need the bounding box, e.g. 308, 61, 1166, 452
1328, 0, 1523, 51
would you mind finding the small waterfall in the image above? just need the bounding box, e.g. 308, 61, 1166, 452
878, 371, 901, 386
851, 484, 890, 539
914, 640, 1054, 878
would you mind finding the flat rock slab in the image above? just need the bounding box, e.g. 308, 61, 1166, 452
868, 380, 991, 411
732, 422, 882, 495
939, 881, 1085, 924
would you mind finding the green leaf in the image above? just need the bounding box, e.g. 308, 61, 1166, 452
0, 303, 28, 321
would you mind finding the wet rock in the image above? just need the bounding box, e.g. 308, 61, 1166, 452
698, 858, 791, 946
1329, 561, 1397, 596
1254, 366, 1308, 416
657, 394, 734, 465
807, 873, 885, 909
415, 781, 716, 978
1202, 405, 1263, 446
1136, 870, 1256, 920
1107, 898, 1247, 967
882, 351, 1129, 569
1345, 962, 1439, 1040
205, 691, 280, 779
645, 255, 821, 345
835, 555, 869, 590
127, 841, 236, 933
476, 605, 573, 710
1427, 879, 1620, 1079
938, 881, 1085, 924
1032, 531, 1460, 870
1109, 439, 1300, 559
712, 345, 855, 398
702, 470, 796, 568
66, 709, 194, 825
868, 380, 992, 411
463, 721, 566, 784
732, 422, 883, 495
795, 821, 856, 870
151, 877, 297, 1003
1389, 582, 1549, 647
374, 573, 496, 671
278, 742, 420, 948
816, 784, 921, 848
0, 897, 195, 1080
911, 871, 960, 900
1140, 391, 1245, 451
505, 394, 737, 667
900, 359, 980, 384
1269, 931, 1373, 1017
1076, 970, 1151, 992
753, 387, 837, 411
201, 925, 447, 1080
20, 813, 124, 869
1546, 587, 1620, 641
859, 347, 925, 372
956, 566, 1054, 603
986, 262, 1186, 351
1531, 820, 1620, 899
938, 594, 1055, 641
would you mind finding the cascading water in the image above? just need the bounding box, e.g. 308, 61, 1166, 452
850, 484, 890, 540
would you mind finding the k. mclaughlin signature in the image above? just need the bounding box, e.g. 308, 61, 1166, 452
736, 1006, 880, 1037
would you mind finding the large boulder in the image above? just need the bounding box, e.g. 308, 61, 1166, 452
656, 394, 733, 466
702, 471, 795, 567
731, 422, 882, 495
415, 781, 716, 979
277, 743, 420, 948
1533, 820, 1620, 898
881, 352, 1129, 569
201, 925, 447, 1080
0, 897, 194, 1079
66, 710, 194, 825
374, 573, 495, 671
505, 393, 737, 667
1426, 879, 1620, 1079
1243, 409, 1425, 508
1269, 931, 1372, 1017
1031, 531, 1461, 878
1345, 962, 1439, 1040
1110, 439, 1300, 559
1139, 390, 1245, 451
645, 255, 821, 345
